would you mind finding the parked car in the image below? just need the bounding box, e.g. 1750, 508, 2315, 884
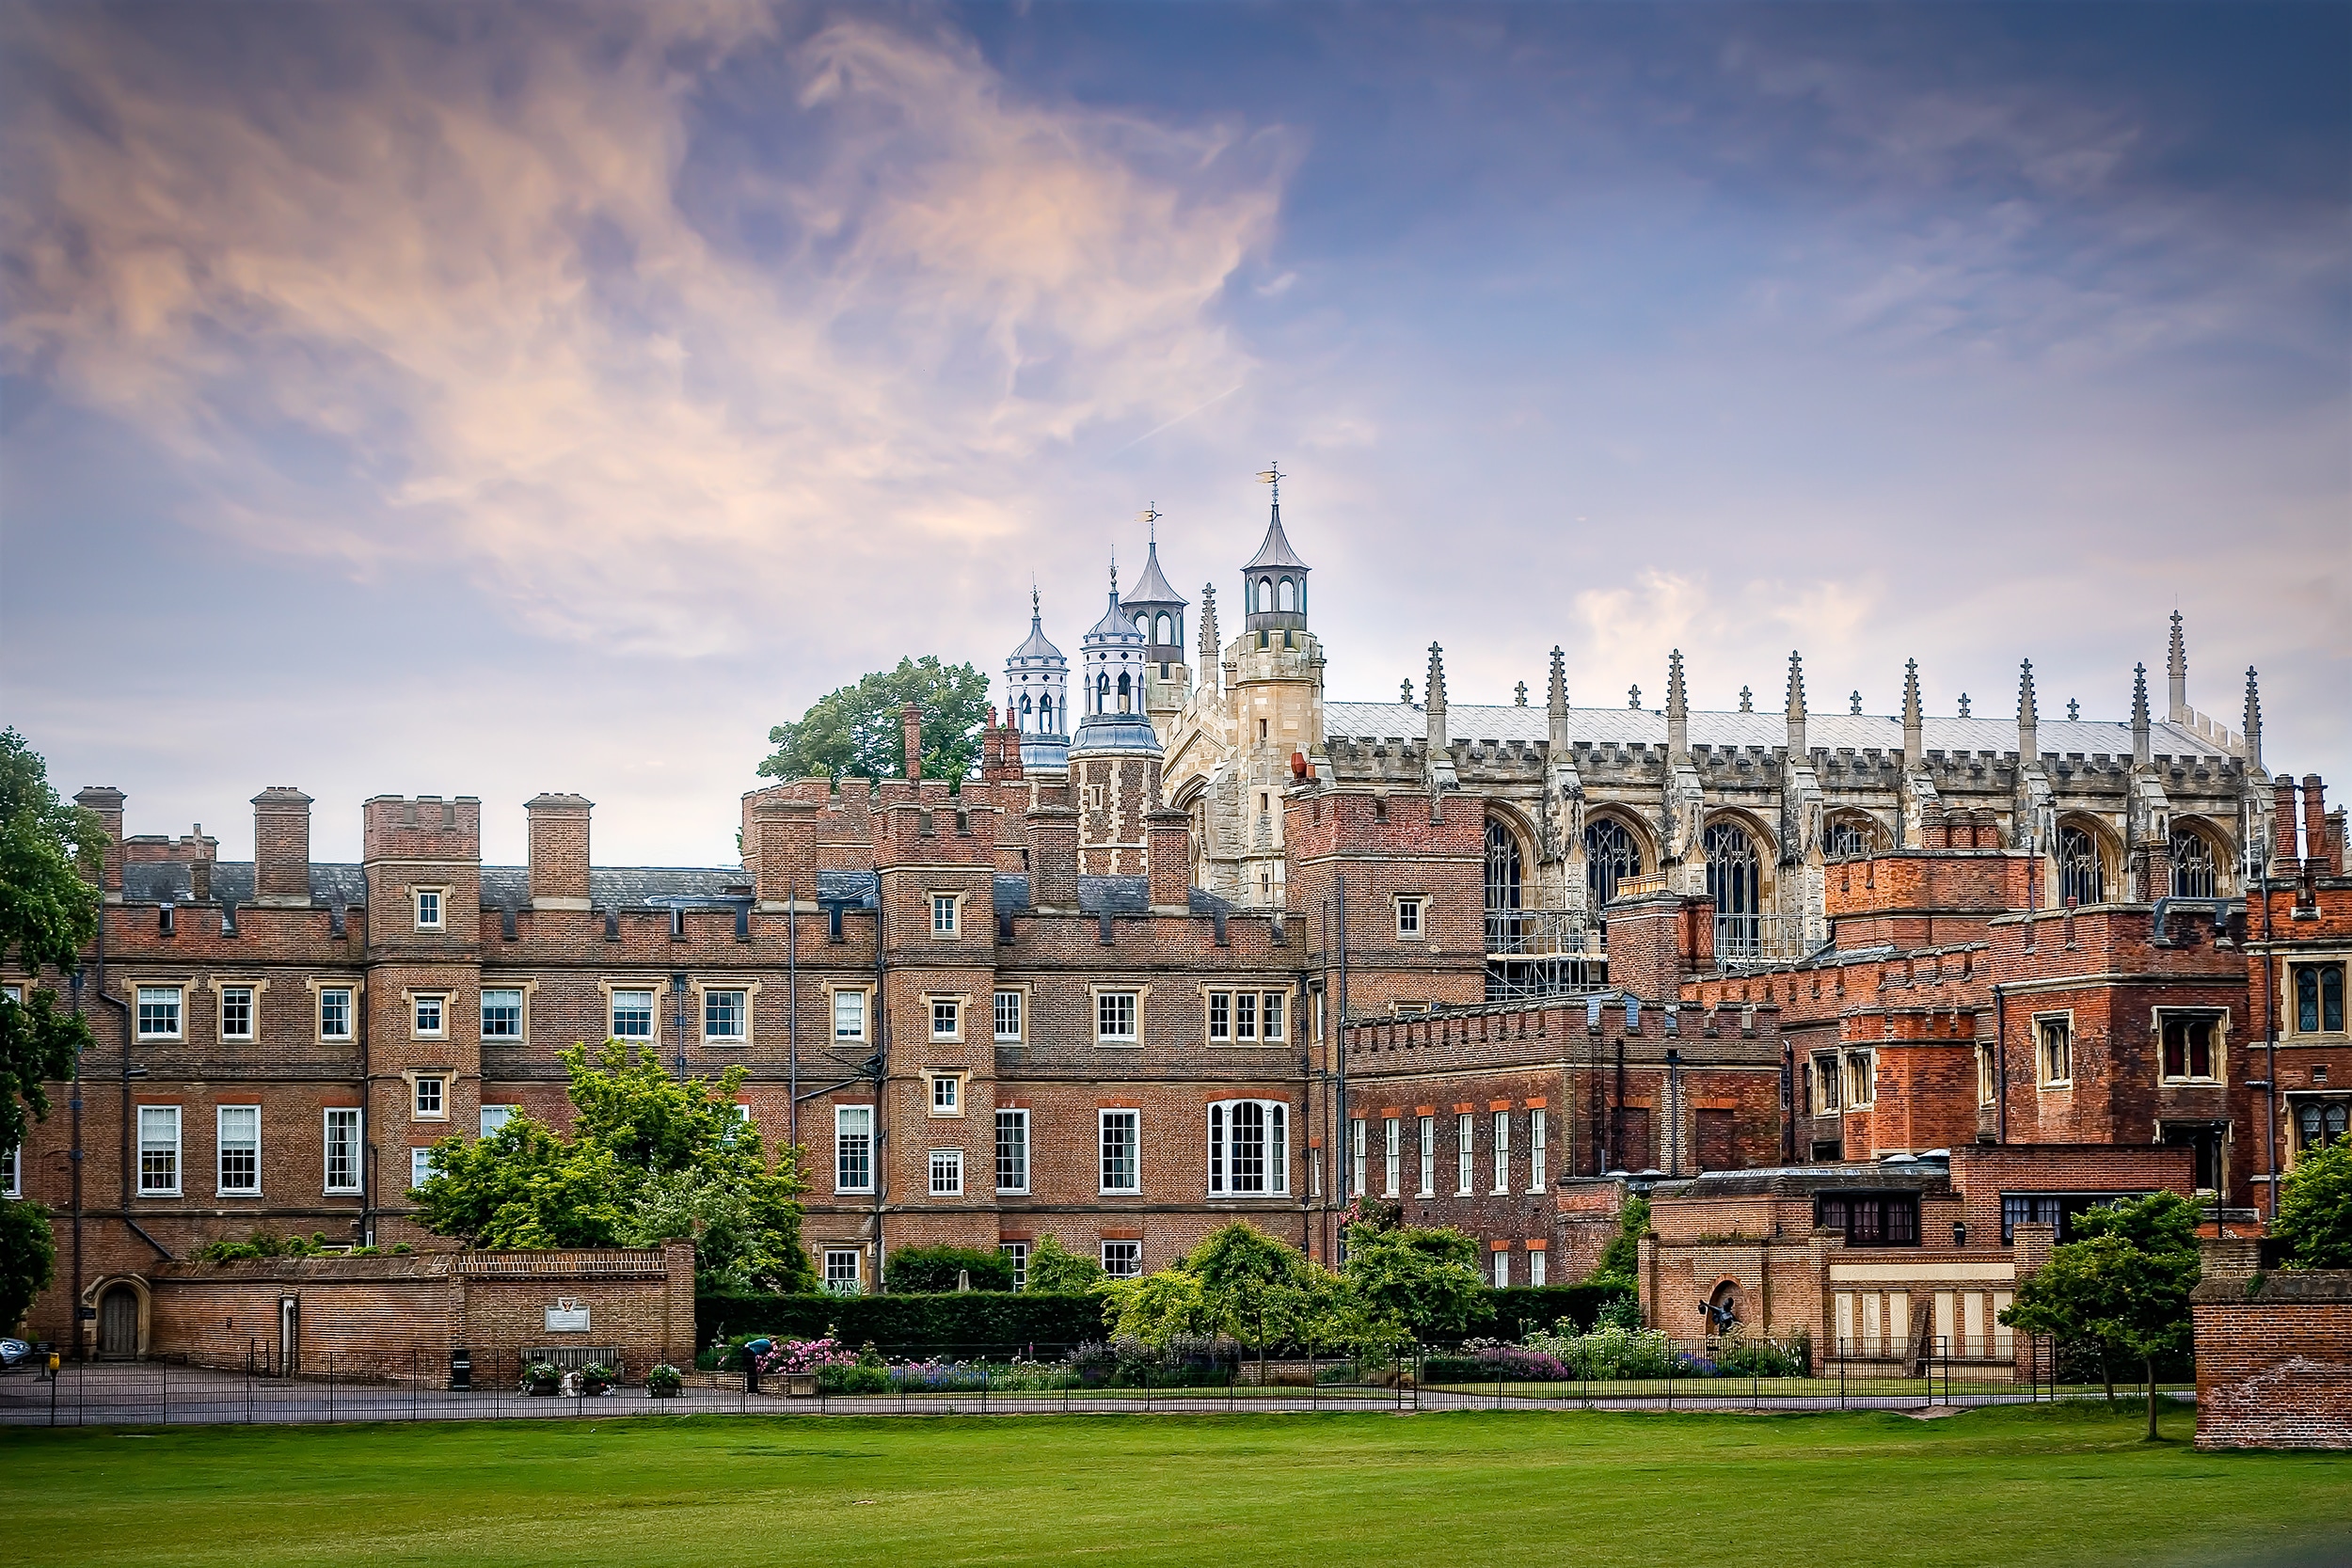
0, 1338, 32, 1370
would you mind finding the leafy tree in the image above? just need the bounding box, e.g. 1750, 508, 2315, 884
1100, 1266, 1211, 1348
0, 729, 103, 1160
1339, 1224, 1486, 1349
1186, 1223, 1338, 1380
2000, 1191, 2201, 1440
759, 657, 992, 786
1025, 1233, 1105, 1293
0, 1195, 55, 1333
2273, 1140, 2352, 1270
412, 1044, 815, 1293
1585, 1195, 1649, 1291
884, 1244, 1016, 1294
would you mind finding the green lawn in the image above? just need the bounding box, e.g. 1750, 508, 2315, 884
4, 1404, 2346, 1568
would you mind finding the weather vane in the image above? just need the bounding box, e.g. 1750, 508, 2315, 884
1258, 462, 1283, 507
1138, 504, 1160, 542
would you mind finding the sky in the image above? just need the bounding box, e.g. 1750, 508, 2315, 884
2, 1, 2345, 867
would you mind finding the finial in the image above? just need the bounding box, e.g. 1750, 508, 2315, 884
1516, 682, 1529, 706
2018, 659, 2039, 756
1785, 652, 1808, 755
1957, 693, 1971, 718
1109, 555, 1119, 594
1402, 677, 1414, 705
1031, 582, 1041, 619
1139, 503, 1160, 543
1739, 686, 1753, 713
1629, 685, 1642, 709
1850, 690, 1863, 715
2166, 612, 2187, 719
2068, 698, 2079, 721
2132, 662, 2149, 718
2243, 665, 2264, 773
1257, 462, 1284, 509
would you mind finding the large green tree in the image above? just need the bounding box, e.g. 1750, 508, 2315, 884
2273, 1139, 2352, 1270
0, 731, 103, 1331
2000, 1191, 2201, 1440
759, 657, 992, 786
412, 1044, 816, 1294
1338, 1224, 1486, 1350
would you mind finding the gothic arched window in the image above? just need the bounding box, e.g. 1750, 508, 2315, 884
1019, 694, 1033, 730
1039, 695, 1054, 733
2170, 829, 2217, 898
1826, 816, 1884, 860
1278, 578, 1296, 612
1585, 817, 1643, 910
1096, 673, 1110, 714
1485, 817, 1523, 951
1259, 577, 1274, 612
1155, 613, 1171, 644
2058, 825, 2105, 907
1117, 672, 1133, 713
1706, 820, 1761, 957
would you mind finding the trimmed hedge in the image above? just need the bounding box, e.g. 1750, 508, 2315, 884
696, 1281, 1633, 1356
696, 1291, 1107, 1355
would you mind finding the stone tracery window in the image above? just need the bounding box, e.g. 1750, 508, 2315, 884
1826, 816, 1885, 860
1705, 820, 1761, 957
1485, 817, 1522, 952
2169, 828, 2217, 897
2058, 824, 2105, 906
1584, 817, 1643, 910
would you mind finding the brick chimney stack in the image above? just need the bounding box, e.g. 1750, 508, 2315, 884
250, 787, 313, 906
2303, 775, 2335, 876
525, 793, 594, 909
1028, 803, 1080, 912
74, 786, 124, 898
2273, 777, 2300, 866
752, 795, 818, 910
902, 703, 923, 782
1146, 809, 1191, 912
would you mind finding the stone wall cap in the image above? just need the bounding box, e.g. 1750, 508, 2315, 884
2193, 1270, 2352, 1305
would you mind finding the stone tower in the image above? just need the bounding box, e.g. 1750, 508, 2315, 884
1005, 587, 1070, 778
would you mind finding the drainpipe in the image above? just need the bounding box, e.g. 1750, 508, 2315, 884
1994, 983, 2008, 1145
787, 881, 800, 1153
1334, 876, 1349, 1257
91, 909, 167, 1274
872, 898, 888, 1287
2259, 858, 2278, 1220
357, 943, 372, 1248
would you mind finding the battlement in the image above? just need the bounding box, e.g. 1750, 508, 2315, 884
360, 795, 481, 862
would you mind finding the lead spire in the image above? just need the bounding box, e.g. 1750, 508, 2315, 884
2167, 610, 2188, 721
1901, 659, 1922, 764
2131, 662, 2151, 766
2017, 658, 2039, 761
1785, 650, 1807, 758
1548, 646, 1569, 751
1242, 464, 1310, 635
2243, 666, 2264, 775
1666, 649, 1688, 761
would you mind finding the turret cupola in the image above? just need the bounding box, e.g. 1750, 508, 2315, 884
1005, 586, 1071, 774
1241, 464, 1310, 635
1123, 509, 1188, 667
1081, 560, 1148, 719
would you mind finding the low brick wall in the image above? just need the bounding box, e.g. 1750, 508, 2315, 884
147, 1242, 696, 1382
2192, 1265, 2352, 1450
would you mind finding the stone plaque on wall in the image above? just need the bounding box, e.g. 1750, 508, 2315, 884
545, 1297, 591, 1333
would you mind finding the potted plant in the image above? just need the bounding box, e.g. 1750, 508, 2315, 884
646, 1363, 684, 1399
580, 1362, 617, 1397
520, 1361, 561, 1397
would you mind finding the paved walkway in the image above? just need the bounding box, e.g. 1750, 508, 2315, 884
1, 1364, 2137, 1429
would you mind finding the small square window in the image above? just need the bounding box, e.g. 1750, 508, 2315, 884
1395, 897, 1424, 939
481, 989, 523, 1039
704, 989, 747, 1042
994, 990, 1023, 1041
931, 998, 961, 1040
930, 1073, 961, 1116
823, 1248, 862, 1295
1101, 1240, 1143, 1279
414, 1075, 445, 1118
412, 994, 445, 1037
930, 1148, 964, 1196
1097, 991, 1137, 1043
218, 986, 255, 1041
136, 987, 183, 1040
480, 1104, 516, 1138
834, 990, 867, 1042
932, 895, 960, 937
2161, 1014, 2222, 1083
415, 889, 443, 930
611, 989, 655, 1039
319, 987, 353, 1041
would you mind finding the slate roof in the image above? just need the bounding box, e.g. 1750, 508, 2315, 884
1009, 606, 1065, 664
991, 874, 1232, 917
1123, 542, 1186, 609
1069, 711, 1164, 757
1323, 701, 2233, 760
1241, 503, 1310, 572
1085, 590, 1142, 643
119, 863, 880, 910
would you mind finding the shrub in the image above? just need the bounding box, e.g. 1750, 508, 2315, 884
1025, 1234, 1105, 1293
192, 1228, 329, 1263
646, 1363, 684, 1394
884, 1244, 1017, 1294
699, 1291, 1106, 1355
2274, 1138, 2352, 1270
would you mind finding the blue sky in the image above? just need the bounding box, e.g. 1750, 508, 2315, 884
3, 2, 2344, 864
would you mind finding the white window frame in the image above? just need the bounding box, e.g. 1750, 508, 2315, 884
2155, 1007, 2229, 1086
1349, 1117, 1367, 1196
313, 982, 357, 1043
481, 987, 527, 1042
930, 893, 962, 939
831, 986, 870, 1043
996, 1108, 1031, 1194
834, 1104, 876, 1194
823, 1248, 862, 1295
412, 1073, 447, 1120
1383, 1117, 1401, 1198
1099, 1109, 1140, 1195
999, 1242, 1029, 1291
1492, 1111, 1511, 1195
215, 1104, 261, 1197
411, 1146, 437, 1188
700, 987, 748, 1044
1494, 1249, 1511, 1288
1456, 1113, 1474, 1196
323, 1107, 363, 1195
137, 1104, 182, 1196
410, 992, 446, 1040
930, 996, 961, 1042
1529, 1108, 1549, 1193
135, 986, 183, 1041
1208, 990, 1231, 1042
1206, 1099, 1289, 1196
413, 886, 445, 931
1101, 1240, 1143, 1279
1096, 989, 1139, 1045
1263, 990, 1286, 1043
1529, 1247, 1548, 1287
216, 983, 257, 1042
1418, 1115, 1436, 1197
2, 1141, 19, 1199
479, 1103, 517, 1138
2035, 1012, 2074, 1089
993, 989, 1025, 1043
930, 1072, 964, 1117
608, 986, 658, 1042
1394, 895, 1425, 940
929, 1147, 964, 1197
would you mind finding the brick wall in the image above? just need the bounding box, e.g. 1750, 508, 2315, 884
2192, 1268, 2352, 1449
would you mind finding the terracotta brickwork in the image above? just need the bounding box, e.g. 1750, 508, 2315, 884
2192, 1240, 2352, 1449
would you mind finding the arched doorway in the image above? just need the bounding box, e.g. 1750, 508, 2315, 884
98, 1283, 141, 1358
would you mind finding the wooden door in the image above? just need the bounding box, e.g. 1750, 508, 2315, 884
98, 1286, 138, 1357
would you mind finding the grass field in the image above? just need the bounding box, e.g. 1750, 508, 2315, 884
4, 1403, 2346, 1568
